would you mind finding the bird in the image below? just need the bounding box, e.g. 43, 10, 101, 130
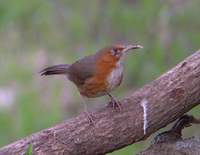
40, 44, 143, 116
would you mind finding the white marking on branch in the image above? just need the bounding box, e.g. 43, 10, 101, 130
140, 98, 148, 135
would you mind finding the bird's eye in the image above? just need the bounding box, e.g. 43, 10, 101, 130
110, 49, 119, 56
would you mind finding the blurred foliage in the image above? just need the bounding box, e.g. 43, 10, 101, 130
0, 0, 200, 154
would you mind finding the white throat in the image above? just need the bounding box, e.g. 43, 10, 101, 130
107, 59, 124, 91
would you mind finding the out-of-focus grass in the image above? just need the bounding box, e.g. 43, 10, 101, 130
0, 0, 200, 154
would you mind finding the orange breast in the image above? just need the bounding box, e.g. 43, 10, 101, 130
79, 52, 119, 98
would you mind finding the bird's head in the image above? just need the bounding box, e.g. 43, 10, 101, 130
98, 44, 143, 63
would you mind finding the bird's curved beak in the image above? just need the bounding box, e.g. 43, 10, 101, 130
123, 44, 143, 53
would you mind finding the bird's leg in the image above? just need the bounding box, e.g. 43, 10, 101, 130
106, 92, 122, 111
82, 98, 95, 125
84, 103, 95, 125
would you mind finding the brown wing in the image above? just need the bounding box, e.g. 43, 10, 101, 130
67, 54, 97, 86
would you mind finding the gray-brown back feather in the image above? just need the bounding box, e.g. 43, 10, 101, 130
68, 54, 97, 85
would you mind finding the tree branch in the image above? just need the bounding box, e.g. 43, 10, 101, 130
138, 115, 200, 155
139, 137, 200, 155
0, 50, 200, 155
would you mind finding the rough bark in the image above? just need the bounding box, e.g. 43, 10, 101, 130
0, 50, 200, 155
138, 137, 200, 155
138, 115, 200, 155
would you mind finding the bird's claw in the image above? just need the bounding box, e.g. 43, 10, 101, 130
84, 111, 95, 126
107, 99, 122, 111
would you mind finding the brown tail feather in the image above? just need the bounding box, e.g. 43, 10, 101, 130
40, 64, 70, 76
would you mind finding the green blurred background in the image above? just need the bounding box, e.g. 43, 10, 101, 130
0, 0, 199, 154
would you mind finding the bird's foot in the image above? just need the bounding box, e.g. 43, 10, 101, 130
106, 92, 122, 111
84, 111, 95, 125
107, 99, 122, 111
